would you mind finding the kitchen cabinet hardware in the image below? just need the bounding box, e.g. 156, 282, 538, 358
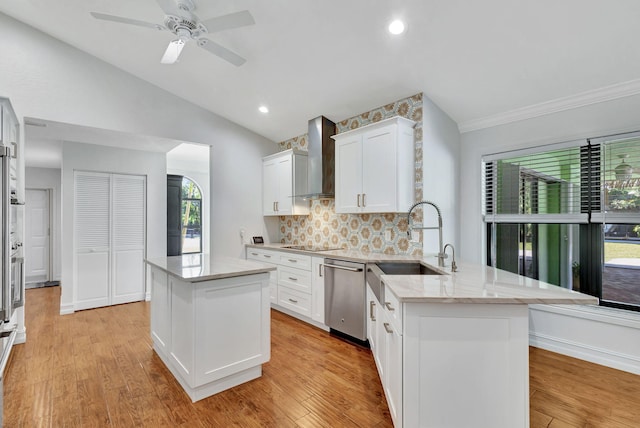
323, 264, 363, 273
357, 194, 361, 207
263, 254, 271, 258
318, 264, 323, 277
251, 252, 258, 256
363, 193, 366, 207
288, 298, 298, 303
383, 322, 393, 334
385, 302, 395, 311
370, 300, 376, 321
288, 259, 297, 263
288, 277, 298, 281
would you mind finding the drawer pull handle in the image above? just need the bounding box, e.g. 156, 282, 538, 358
362, 193, 366, 207
383, 322, 393, 334
288, 277, 298, 281
370, 301, 376, 321
251, 252, 258, 256
264, 255, 272, 258
288, 259, 297, 263
357, 194, 361, 207
288, 298, 298, 303
384, 302, 395, 311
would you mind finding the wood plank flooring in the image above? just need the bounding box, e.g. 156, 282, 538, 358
4, 286, 640, 427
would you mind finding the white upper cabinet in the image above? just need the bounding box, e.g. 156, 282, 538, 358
263, 149, 309, 216
334, 117, 415, 214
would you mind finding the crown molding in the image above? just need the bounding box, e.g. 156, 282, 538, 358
458, 78, 640, 134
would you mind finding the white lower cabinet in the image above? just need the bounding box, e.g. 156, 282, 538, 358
150, 267, 171, 354
368, 283, 402, 427
246, 247, 327, 329
246, 248, 278, 304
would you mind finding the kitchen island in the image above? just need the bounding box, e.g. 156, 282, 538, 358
245, 244, 598, 428
145, 254, 275, 402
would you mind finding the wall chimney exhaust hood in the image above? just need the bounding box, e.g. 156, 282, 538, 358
296, 116, 336, 200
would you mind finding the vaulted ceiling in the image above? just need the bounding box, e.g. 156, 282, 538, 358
2, 0, 640, 143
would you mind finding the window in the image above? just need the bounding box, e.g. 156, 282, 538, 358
181, 177, 202, 254
483, 133, 640, 312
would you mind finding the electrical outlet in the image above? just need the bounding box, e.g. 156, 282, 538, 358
410, 230, 419, 242
239, 228, 246, 242
385, 229, 392, 241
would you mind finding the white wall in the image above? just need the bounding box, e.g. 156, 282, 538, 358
61, 142, 166, 314
25, 167, 61, 281
459, 94, 640, 374
422, 95, 461, 253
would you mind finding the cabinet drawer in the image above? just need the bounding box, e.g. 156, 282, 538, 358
278, 286, 312, 317
279, 253, 311, 270
278, 266, 311, 294
382, 283, 402, 332
246, 249, 278, 263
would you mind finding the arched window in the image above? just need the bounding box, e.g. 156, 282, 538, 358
181, 177, 202, 254
167, 174, 203, 255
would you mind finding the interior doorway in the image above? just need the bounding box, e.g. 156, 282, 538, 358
25, 188, 51, 284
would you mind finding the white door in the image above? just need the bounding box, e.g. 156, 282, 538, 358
111, 174, 146, 305
335, 136, 363, 213
25, 189, 50, 284
74, 172, 111, 310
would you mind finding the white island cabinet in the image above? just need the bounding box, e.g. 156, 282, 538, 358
146, 254, 275, 402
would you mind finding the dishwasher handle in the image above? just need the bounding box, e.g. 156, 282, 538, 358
323, 264, 363, 273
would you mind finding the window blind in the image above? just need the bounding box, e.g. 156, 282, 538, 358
483, 141, 589, 224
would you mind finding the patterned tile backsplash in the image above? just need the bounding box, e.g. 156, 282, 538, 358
278, 93, 424, 255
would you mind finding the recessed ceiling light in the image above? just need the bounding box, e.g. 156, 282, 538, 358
258, 105, 269, 114
388, 19, 405, 35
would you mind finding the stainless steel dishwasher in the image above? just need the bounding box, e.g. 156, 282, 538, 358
324, 258, 367, 344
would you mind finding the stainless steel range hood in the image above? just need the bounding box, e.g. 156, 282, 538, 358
296, 116, 336, 200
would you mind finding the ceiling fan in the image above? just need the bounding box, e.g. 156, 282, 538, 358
90, 0, 254, 66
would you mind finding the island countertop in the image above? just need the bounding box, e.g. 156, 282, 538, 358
245, 244, 598, 305
146, 254, 276, 283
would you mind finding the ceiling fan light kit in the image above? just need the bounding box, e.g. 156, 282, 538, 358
90, 0, 254, 66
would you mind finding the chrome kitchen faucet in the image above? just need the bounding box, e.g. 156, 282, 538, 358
407, 200, 445, 267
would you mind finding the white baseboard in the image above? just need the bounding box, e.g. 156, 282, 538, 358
14, 327, 26, 345
60, 303, 75, 315
529, 331, 640, 375
529, 304, 640, 375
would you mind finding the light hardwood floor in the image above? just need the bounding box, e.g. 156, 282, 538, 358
4, 287, 640, 427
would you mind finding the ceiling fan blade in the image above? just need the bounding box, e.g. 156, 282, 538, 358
200, 10, 255, 33
90, 12, 164, 30
161, 39, 185, 64
197, 39, 246, 66
155, 0, 177, 15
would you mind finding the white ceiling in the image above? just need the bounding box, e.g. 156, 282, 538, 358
3, 0, 640, 143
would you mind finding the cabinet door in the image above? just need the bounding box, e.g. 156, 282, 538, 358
311, 257, 325, 324
335, 136, 362, 213
385, 313, 403, 428
263, 159, 278, 215
276, 156, 293, 214
366, 285, 378, 352
362, 126, 397, 213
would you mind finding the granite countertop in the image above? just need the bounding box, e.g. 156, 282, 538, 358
146, 254, 276, 283
245, 244, 599, 305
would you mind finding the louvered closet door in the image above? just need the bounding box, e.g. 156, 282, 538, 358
112, 174, 146, 305
75, 172, 111, 310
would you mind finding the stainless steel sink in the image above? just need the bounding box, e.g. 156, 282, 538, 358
375, 262, 442, 275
